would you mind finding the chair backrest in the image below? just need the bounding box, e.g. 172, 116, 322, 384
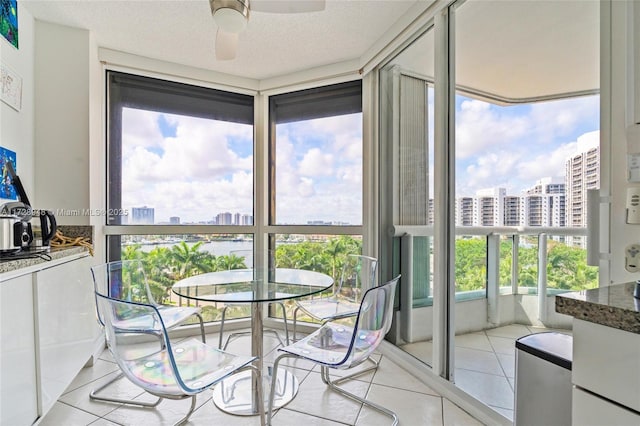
335, 254, 378, 303
94, 292, 223, 396
334, 275, 399, 368
91, 260, 157, 326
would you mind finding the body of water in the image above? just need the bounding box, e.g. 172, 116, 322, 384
137, 240, 254, 256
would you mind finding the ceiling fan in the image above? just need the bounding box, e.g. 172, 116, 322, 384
210, 0, 326, 60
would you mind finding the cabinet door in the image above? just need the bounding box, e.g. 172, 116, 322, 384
0, 274, 38, 426
573, 387, 640, 426
36, 256, 98, 414
572, 319, 640, 413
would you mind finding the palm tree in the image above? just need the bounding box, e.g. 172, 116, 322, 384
122, 244, 144, 260
144, 247, 174, 303
167, 241, 211, 280
217, 253, 247, 270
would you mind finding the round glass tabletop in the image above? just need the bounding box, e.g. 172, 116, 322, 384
171, 268, 334, 303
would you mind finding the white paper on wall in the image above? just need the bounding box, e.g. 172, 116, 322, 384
0, 62, 22, 111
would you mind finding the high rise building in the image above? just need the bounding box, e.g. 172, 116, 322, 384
456, 197, 474, 226
131, 206, 154, 224
565, 131, 600, 247
503, 196, 521, 226
169, 216, 180, 224
216, 212, 233, 225
473, 188, 506, 226
522, 177, 566, 227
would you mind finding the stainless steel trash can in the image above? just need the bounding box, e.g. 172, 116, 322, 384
514, 332, 573, 426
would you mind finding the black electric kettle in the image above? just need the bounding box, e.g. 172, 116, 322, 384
38, 210, 57, 247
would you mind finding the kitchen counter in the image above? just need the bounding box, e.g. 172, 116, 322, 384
555, 282, 640, 334
0, 246, 88, 275
556, 283, 640, 424
0, 225, 93, 280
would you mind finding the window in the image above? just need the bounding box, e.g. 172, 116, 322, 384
269, 80, 363, 226
107, 71, 254, 226
106, 72, 368, 325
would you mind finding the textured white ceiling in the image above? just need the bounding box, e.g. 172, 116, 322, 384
22, 0, 599, 99
388, 0, 599, 102
22, 0, 420, 80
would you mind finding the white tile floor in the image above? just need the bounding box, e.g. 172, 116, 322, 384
400, 324, 573, 422
39, 329, 485, 426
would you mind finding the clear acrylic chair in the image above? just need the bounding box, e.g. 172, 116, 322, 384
95, 288, 265, 426
267, 275, 401, 426
89, 259, 206, 407
292, 254, 378, 381
218, 250, 290, 350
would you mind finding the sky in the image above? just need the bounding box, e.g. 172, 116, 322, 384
450, 94, 599, 197
120, 93, 599, 224
121, 109, 362, 224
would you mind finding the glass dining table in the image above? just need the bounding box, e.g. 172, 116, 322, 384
171, 268, 333, 416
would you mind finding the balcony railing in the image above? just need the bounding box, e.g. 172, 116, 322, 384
391, 225, 592, 323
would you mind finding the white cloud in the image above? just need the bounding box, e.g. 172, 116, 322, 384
122, 108, 165, 148
529, 96, 599, 142
298, 148, 334, 176
460, 151, 521, 195
517, 141, 579, 184
456, 100, 529, 158
121, 111, 254, 222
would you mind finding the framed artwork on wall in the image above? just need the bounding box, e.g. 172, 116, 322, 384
1, 62, 22, 111
0, 147, 17, 200
0, 0, 18, 49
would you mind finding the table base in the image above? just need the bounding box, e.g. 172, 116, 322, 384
212, 367, 299, 416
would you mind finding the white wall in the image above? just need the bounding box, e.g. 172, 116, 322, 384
607, 1, 640, 284
0, 2, 34, 202
33, 21, 93, 225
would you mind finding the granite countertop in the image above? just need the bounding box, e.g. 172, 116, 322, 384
556, 282, 640, 334
0, 246, 89, 274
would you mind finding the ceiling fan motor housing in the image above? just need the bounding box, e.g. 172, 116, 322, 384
210, 0, 250, 33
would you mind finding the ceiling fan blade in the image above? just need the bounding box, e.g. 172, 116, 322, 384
250, 0, 325, 13
215, 29, 238, 60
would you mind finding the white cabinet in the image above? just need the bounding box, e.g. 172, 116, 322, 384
573, 388, 640, 426
572, 319, 640, 424
0, 251, 101, 425
0, 274, 38, 426
36, 256, 99, 414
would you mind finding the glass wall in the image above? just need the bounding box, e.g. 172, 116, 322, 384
379, 0, 599, 420
106, 72, 367, 327
379, 26, 436, 366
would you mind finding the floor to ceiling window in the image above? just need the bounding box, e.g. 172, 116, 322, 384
106, 71, 256, 322
378, 0, 599, 421
267, 81, 365, 323
379, 26, 436, 366
105, 72, 367, 325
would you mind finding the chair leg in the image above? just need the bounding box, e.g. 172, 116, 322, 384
276, 302, 290, 345
320, 365, 398, 426
194, 312, 206, 343
89, 371, 163, 407
221, 302, 290, 350
292, 306, 300, 342
174, 395, 197, 426
330, 356, 379, 385
267, 353, 296, 426
219, 305, 228, 349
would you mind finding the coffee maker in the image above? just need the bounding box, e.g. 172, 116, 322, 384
2, 162, 57, 250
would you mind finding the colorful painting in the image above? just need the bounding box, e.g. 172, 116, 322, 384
0, 0, 18, 49
0, 147, 17, 200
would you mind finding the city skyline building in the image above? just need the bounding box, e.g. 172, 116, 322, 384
131, 206, 154, 224
565, 133, 600, 247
